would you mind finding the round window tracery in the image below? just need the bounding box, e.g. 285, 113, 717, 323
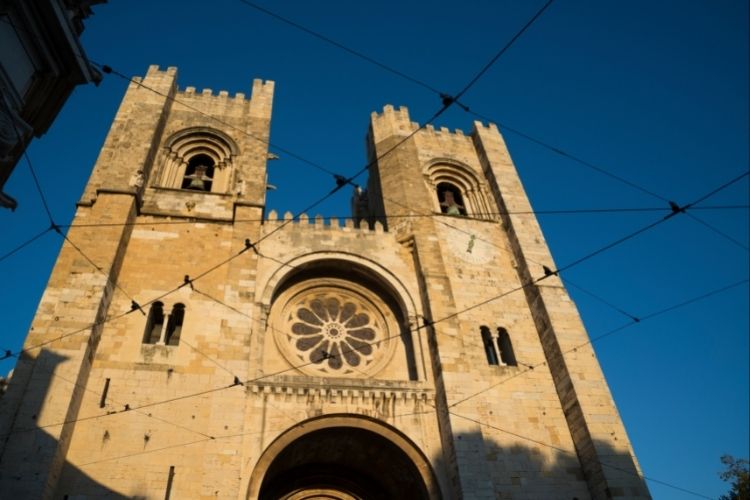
270, 281, 398, 377
292, 295, 377, 370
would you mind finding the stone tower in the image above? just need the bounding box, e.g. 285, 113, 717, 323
0, 66, 650, 499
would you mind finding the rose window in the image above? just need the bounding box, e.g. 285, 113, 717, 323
271, 283, 397, 377
292, 297, 377, 370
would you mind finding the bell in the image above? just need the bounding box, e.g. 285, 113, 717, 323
188, 177, 206, 190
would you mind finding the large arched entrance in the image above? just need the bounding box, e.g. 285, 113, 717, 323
247, 416, 441, 500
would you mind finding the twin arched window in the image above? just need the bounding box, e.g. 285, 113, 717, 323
157, 127, 238, 194
480, 326, 517, 366
143, 302, 185, 346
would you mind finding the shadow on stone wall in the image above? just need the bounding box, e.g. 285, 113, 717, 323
432, 426, 650, 500
0, 349, 131, 498
0, 349, 650, 498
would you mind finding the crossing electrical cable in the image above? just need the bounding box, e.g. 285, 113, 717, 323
9, 52, 743, 376
451, 0, 556, 102
11, 130, 743, 389
684, 213, 749, 251
28, 204, 743, 230
236, 0, 443, 96
463, 107, 750, 253
8, 231, 745, 442
447, 278, 749, 409
3, 29, 744, 500
0, 227, 53, 263
1, 15, 740, 500
445, 409, 714, 499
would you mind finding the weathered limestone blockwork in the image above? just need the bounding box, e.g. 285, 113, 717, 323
0, 68, 649, 499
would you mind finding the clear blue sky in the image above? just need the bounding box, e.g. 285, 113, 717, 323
1, 1, 747, 498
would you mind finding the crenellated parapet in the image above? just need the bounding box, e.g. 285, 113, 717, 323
264, 210, 386, 233
174, 78, 274, 120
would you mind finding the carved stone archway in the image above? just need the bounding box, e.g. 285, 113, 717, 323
247, 415, 442, 500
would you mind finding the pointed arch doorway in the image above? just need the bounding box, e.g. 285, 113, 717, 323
247, 415, 441, 500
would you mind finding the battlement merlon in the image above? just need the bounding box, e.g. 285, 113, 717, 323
370, 105, 498, 145
249, 78, 274, 118
369, 105, 419, 143
136, 65, 275, 122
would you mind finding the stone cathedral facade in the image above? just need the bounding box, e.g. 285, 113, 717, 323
0, 66, 651, 499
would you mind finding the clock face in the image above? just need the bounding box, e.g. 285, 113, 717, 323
446, 231, 494, 265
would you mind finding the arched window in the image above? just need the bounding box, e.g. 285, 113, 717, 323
497, 327, 516, 366
143, 302, 164, 344
165, 303, 185, 346
157, 127, 238, 194
480, 326, 499, 365
142, 302, 185, 346
437, 182, 466, 216
424, 160, 492, 219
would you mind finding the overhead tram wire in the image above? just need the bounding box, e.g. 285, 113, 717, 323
462, 107, 750, 253
15, 49, 739, 381
7, 75, 457, 370
0, 226, 54, 263
554, 170, 749, 275
0, 80, 146, 311
683, 213, 749, 251
11, 46, 743, 383
11, 24, 736, 500
66, 404, 713, 500
0, 19, 736, 496
236, 0, 442, 96
72, 58, 745, 329
0, 349, 215, 440
5, 25, 740, 462
5, 221, 746, 444
7, 106, 449, 365
250, 0, 746, 256
444, 409, 714, 500
52, 205, 750, 230
446, 277, 749, 410
230, 0, 685, 223
232, 0, 748, 256
90, 62, 340, 179
82, 7, 741, 327
450, 0, 556, 103
5, 276, 745, 500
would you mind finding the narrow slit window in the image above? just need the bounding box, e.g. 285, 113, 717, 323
143, 302, 164, 344
164, 303, 185, 346
480, 326, 499, 365
497, 327, 517, 366
437, 182, 466, 216
182, 154, 215, 191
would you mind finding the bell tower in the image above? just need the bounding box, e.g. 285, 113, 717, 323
367, 105, 650, 498
0, 65, 274, 498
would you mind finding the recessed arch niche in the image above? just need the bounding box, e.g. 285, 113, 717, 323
247, 415, 442, 500
156, 126, 239, 193
424, 159, 493, 219
263, 255, 420, 381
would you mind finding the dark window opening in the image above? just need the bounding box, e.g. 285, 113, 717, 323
182, 154, 215, 191
437, 182, 466, 216
480, 326, 499, 365
164, 303, 185, 346
497, 327, 517, 366
143, 302, 164, 344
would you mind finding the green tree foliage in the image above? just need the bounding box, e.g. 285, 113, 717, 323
719, 455, 749, 500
